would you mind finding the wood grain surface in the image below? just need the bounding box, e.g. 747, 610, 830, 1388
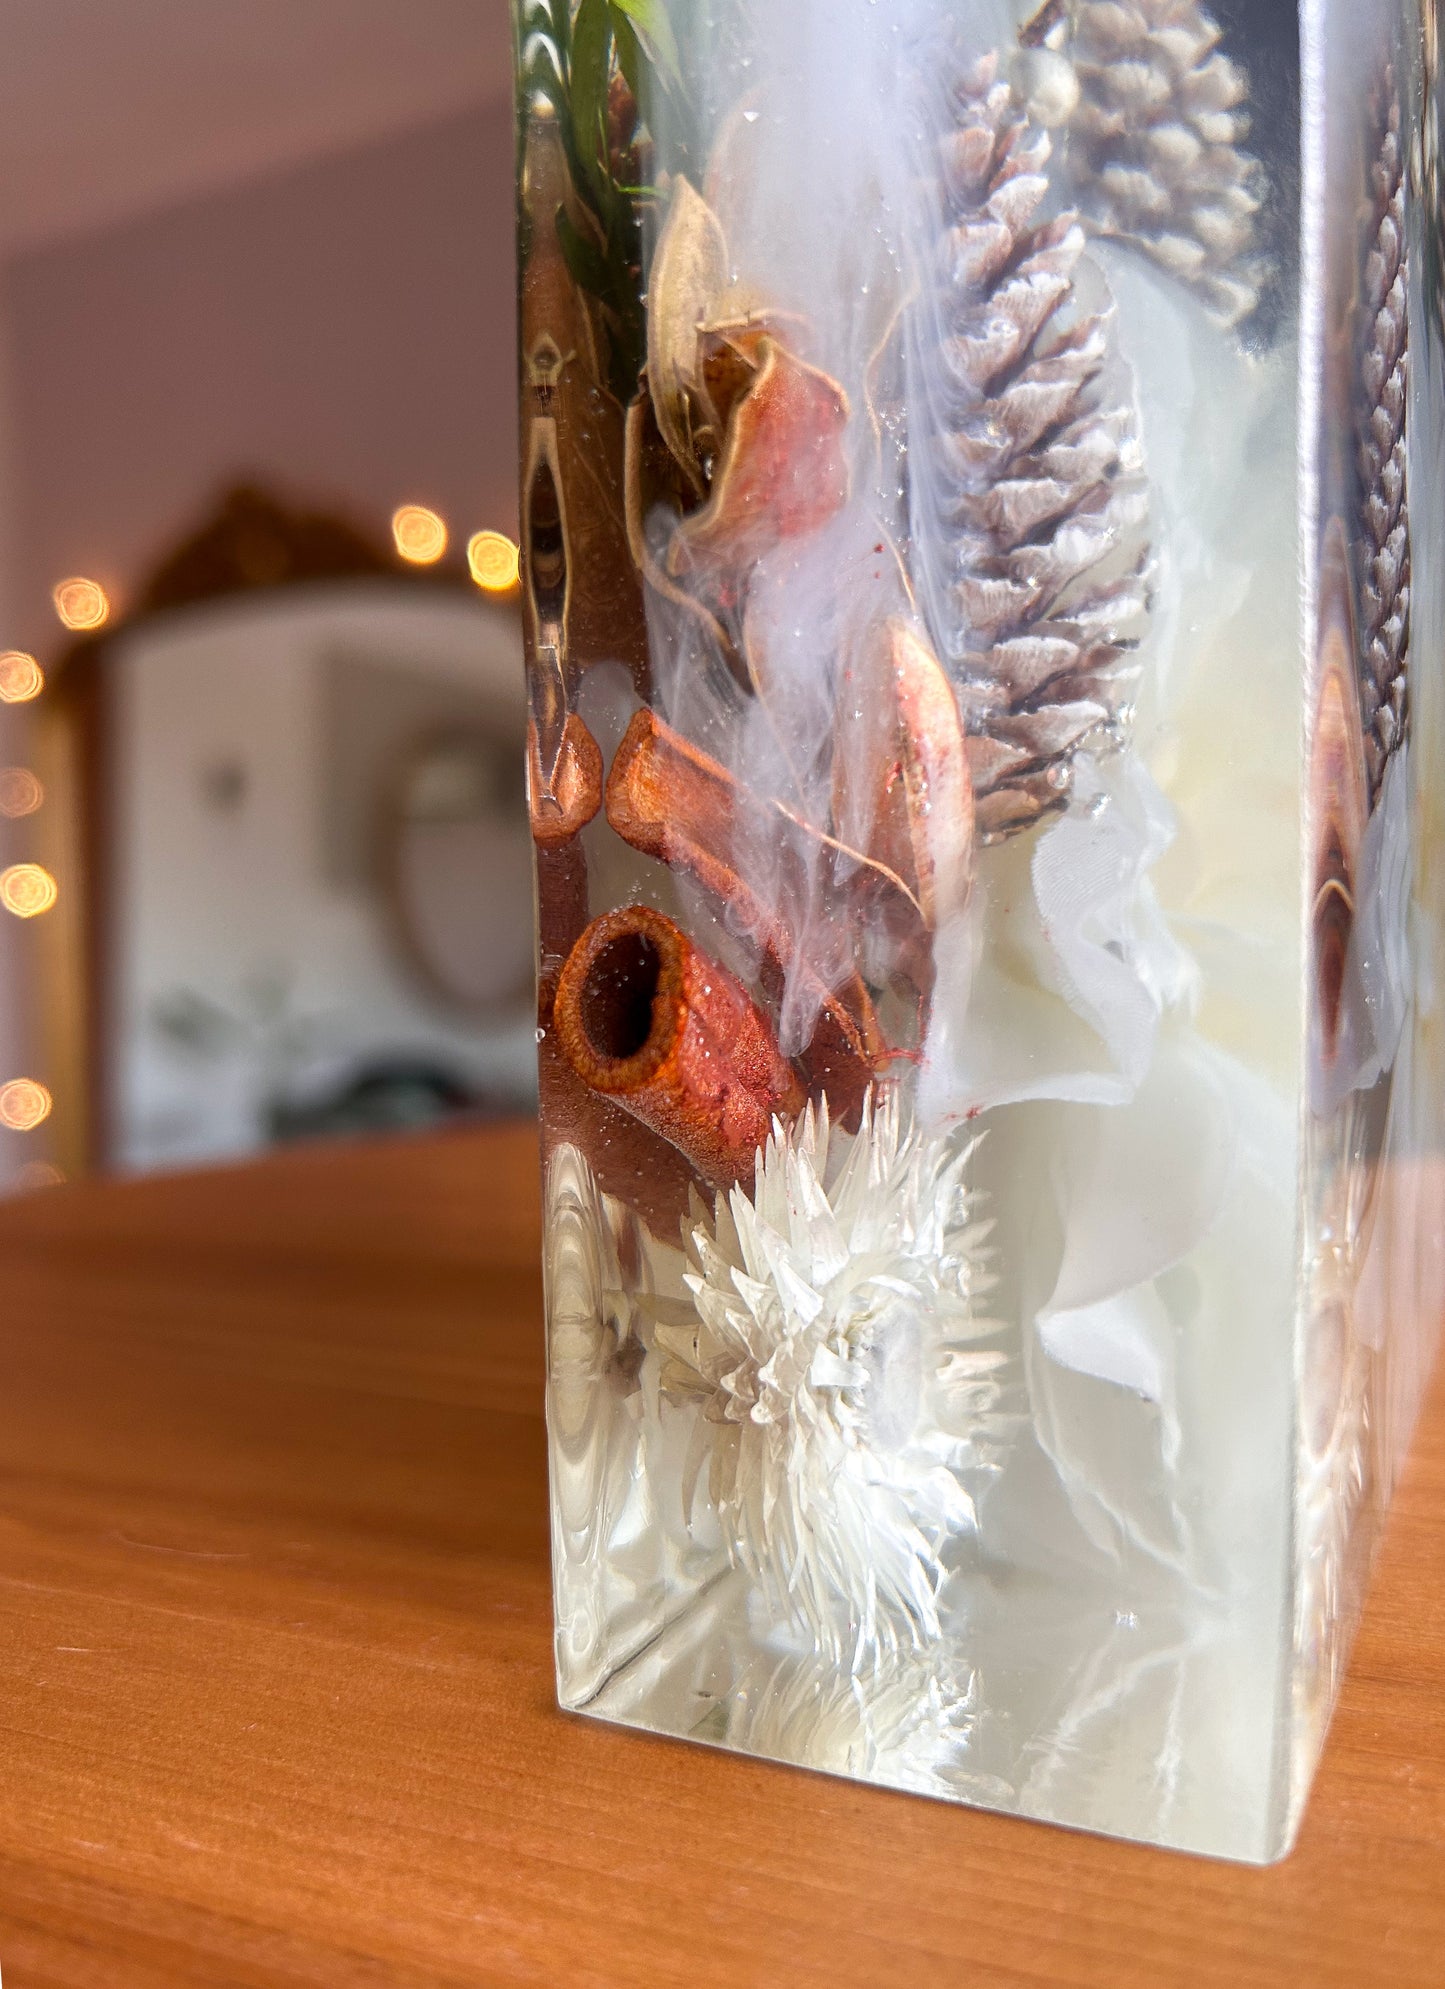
0, 1123, 1439, 1988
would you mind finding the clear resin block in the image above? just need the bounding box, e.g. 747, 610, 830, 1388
517, 0, 1445, 1861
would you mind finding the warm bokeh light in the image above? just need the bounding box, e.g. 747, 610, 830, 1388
0, 1079, 53, 1132
53, 576, 111, 631
0, 651, 44, 702
468, 530, 520, 593
15, 1159, 64, 1190
0, 768, 43, 818
392, 504, 448, 565
0, 863, 58, 919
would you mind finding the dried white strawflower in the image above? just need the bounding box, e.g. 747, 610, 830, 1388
654, 1092, 1007, 1664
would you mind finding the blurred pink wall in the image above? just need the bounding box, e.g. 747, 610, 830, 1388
1, 97, 518, 656
0, 95, 518, 1181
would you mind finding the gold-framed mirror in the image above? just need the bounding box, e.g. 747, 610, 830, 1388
28, 495, 530, 1182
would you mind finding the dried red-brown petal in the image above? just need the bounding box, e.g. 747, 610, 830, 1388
666, 336, 851, 624
834, 618, 975, 931
528, 713, 604, 848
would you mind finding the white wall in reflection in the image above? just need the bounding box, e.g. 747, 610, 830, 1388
106, 586, 531, 1173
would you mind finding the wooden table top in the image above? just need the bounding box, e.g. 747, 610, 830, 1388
0, 1123, 1440, 1988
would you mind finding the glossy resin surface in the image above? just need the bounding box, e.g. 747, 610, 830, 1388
518, 0, 1444, 1860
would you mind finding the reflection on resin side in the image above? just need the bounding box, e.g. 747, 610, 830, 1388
1294, 0, 1445, 1831
517, 0, 1429, 1864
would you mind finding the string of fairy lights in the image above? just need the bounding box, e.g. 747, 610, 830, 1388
0, 510, 520, 1186
0, 578, 114, 1169
393, 505, 521, 593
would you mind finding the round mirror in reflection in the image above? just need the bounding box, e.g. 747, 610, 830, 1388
384, 729, 533, 1017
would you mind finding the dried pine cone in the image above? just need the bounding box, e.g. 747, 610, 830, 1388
1022, 0, 1265, 327
1355, 88, 1410, 807
919, 54, 1149, 844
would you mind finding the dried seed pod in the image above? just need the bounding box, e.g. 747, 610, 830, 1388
605, 707, 896, 1074
1021, 0, 1266, 328
1354, 86, 1410, 808
554, 905, 805, 1188
646, 176, 731, 492
918, 55, 1150, 844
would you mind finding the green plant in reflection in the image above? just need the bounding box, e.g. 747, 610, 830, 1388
515, 0, 681, 402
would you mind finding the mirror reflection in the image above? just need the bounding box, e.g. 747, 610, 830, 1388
0, 6, 522, 1191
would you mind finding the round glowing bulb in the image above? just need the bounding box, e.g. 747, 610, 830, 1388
0, 768, 43, 818
468, 530, 520, 593
0, 1079, 52, 1132
0, 652, 44, 703
0, 863, 58, 919
53, 576, 111, 631
392, 505, 448, 565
